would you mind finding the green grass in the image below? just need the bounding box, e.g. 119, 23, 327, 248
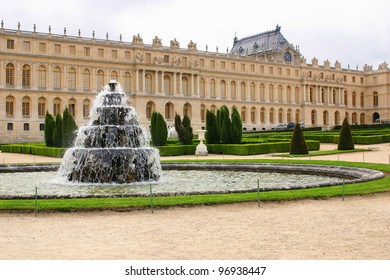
1, 159, 389, 212
276, 148, 367, 157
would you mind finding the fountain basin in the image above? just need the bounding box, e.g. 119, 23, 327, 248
0, 162, 383, 199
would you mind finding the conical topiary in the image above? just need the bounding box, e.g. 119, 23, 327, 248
289, 123, 308, 154
338, 117, 354, 150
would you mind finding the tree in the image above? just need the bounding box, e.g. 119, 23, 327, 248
205, 110, 219, 144
230, 107, 242, 144
150, 111, 158, 145
53, 113, 63, 147
62, 107, 77, 148
217, 105, 231, 144
44, 111, 55, 147
175, 114, 193, 145
338, 117, 355, 150
154, 112, 168, 146
289, 122, 308, 154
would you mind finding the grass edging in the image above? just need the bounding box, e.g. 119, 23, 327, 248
1, 159, 390, 212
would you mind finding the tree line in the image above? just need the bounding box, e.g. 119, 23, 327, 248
44, 107, 77, 148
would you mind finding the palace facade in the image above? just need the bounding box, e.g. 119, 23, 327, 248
1, 22, 389, 144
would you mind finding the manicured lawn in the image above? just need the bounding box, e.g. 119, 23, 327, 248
1, 159, 389, 212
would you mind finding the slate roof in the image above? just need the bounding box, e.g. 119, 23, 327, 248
230, 25, 289, 56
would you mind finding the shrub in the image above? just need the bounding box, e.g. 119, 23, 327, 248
338, 118, 354, 150
217, 105, 231, 144
290, 123, 308, 154
44, 111, 55, 147
230, 107, 242, 144
53, 114, 63, 147
206, 110, 219, 144
150, 111, 158, 145
154, 112, 168, 146
175, 114, 193, 145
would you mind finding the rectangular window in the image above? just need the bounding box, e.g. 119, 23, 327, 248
361, 77, 364, 84
84, 47, 90, 56
182, 57, 187, 67
269, 67, 273, 75
221, 61, 226, 69
7, 39, 14, 49
278, 67, 282, 75
39, 42, 46, 53
241, 63, 245, 71
39, 123, 45, 131
308, 71, 312, 78
23, 41, 31, 51
200, 59, 205, 67
111, 49, 118, 59
343, 75, 347, 82
98, 48, 104, 58
260, 65, 265, 74
210, 60, 215, 68
286, 69, 291, 76
125, 51, 131, 60
250, 64, 255, 72
69, 45, 76, 55
23, 123, 30, 131
352, 76, 356, 83
54, 44, 61, 54
231, 62, 236, 70
163, 55, 169, 63
295, 69, 299, 77
7, 123, 13, 131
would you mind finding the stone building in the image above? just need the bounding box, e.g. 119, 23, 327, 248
1, 22, 389, 144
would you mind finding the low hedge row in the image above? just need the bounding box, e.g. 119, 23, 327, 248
305, 133, 390, 145
156, 141, 321, 156
1, 144, 66, 158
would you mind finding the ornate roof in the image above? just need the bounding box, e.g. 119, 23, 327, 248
230, 25, 289, 56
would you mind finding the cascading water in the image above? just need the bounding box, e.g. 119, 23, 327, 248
58, 80, 161, 183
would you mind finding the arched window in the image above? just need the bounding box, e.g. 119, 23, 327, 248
183, 103, 192, 118
260, 83, 265, 101
220, 80, 226, 99
286, 86, 292, 103
110, 71, 118, 82
250, 107, 256, 123
321, 88, 325, 103
124, 72, 131, 93
68, 98, 76, 117
210, 79, 216, 98
334, 111, 340, 126
360, 113, 365, 125
182, 76, 189, 96
83, 99, 90, 118
230, 81, 237, 99
38, 65, 46, 89
352, 112, 357, 125
145, 73, 152, 94
287, 109, 292, 123
323, 110, 329, 125
241, 106, 247, 122
82, 69, 90, 91
164, 75, 171, 95
260, 107, 265, 123
269, 108, 275, 123
284, 52, 292, 62
278, 108, 283, 123
97, 70, 104, 90
6, 96, 15, 117
53, 66, 62, 89
165, 102, 174, 120
344, 90, 348, 106
22, 64, 31, 88
332, 89, 337, 104
311, 110, 317, 125
22, 96, 31, 117
240, 82, 246, 100
53, 98, 61, 117
295, 109, 300, 122
269, 84, 274, 102
250, 83, 256, 101
373, 91, 379, 107
68, 68, 76, 90
278, 85, 283, 102
295, 86, 300, 103
199, 78, 205, 97
309, 87, 314, 103
38, 97, 46, 118
200, 104, 206, 122
360, 92, 365, 107
352, 91, 356, 107
6, 63, 15, 86
146, 101, 155, 119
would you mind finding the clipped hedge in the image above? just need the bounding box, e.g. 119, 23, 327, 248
1, 144, 66, 158
157, 145, 197, 156
333, 135, 385, 145
305, 134, 336, 143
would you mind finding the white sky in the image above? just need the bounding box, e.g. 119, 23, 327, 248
1, 0, 389, 69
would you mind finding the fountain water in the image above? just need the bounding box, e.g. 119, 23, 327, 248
58, 80, 161, 183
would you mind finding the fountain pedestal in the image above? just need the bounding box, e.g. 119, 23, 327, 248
195, 130, 208, 156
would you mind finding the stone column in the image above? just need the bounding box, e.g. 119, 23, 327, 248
155, 70, 158, 94
142, 69, 145, 93
191, 74, 194, 96
161, 71, 165, 94
179, 73, 182, 95
303, 84, 306, 103
135, 69, 139, 93
173, 72, 176, 95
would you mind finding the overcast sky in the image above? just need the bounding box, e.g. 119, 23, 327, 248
1, 0, 389, 70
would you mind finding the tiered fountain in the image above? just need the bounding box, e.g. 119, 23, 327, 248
58, 80, 161, 183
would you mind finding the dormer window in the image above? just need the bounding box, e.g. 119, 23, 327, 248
239, 46, 244, 54
284, 52, 292, 62
253, 42, 259, 49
